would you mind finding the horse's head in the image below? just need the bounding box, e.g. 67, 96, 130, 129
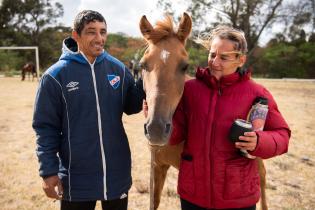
140, 13, 192, 145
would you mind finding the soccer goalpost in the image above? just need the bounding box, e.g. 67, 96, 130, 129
0, 46, 40, 79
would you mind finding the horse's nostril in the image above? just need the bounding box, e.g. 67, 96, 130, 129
144, 123, 148, 135
165, 123, 171, 134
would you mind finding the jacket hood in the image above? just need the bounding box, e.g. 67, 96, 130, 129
195, 67, 251, 89
59, 37, 107, 64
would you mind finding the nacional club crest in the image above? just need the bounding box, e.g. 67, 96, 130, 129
107, 74, 120, 89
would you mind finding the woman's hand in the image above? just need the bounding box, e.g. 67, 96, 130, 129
235, 131, 258, 151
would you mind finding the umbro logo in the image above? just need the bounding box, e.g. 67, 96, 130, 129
66, 81, 79, 92
66, 81, 79, 88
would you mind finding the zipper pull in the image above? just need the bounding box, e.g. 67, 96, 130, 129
216, 81, 221, 95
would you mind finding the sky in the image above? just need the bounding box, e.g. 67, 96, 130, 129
53, 0, 274, 45
54, 0, 185, 38
0, 0, 277, 44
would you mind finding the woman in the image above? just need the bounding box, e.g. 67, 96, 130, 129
169, 26, 291, 210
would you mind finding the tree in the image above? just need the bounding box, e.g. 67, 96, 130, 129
255, 40, 315, 78
158, 0, 286, 55
186, 40, 208, 74
0, 0, 64, 71
37, 26, 71, 68
307, 0, 315, 33
0, 50, 25, 75
157, 0, 315, 65
283, 0, 315, 42
0, 0, 64, 46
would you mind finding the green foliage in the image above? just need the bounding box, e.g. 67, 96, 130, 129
0, 51, 25, 74
38, 26, 71, 68
1, 1, 314, 78
157, 0, 315, 78
299, 42, 315, 78
105, 34, 128, 49
0, 0, 64, 45
254, 42, 315, 78
186, 40, 208, 75
105, 34, 145, 66
0, 0, 65, 73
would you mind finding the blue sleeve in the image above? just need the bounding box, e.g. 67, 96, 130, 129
32, 74, 62, 177
123, 68, 145, 115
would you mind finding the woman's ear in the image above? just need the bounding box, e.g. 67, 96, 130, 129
239, 55, 247, 67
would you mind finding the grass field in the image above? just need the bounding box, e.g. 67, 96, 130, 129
0, 77, 314, 210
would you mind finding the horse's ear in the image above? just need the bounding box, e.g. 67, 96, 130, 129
177, 12, 192, 44
140, 15, 154, 41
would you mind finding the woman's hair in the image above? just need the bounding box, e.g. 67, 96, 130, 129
196, 25, 248, 55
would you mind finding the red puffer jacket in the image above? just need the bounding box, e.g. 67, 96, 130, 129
169, 67, 291, 209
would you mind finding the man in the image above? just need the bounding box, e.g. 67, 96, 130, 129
33, 10, 145, 210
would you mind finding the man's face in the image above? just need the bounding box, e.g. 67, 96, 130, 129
72, 21, 107, 63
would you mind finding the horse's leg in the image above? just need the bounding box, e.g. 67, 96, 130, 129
258, 158, 268, 210
149, 147, 170, 210
33, 66, 37, 81
153, 162, 170, 210
32, 72, 36, 81
149, 143, 184, 210
151, 143, 183, 209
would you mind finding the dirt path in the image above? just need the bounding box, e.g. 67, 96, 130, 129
0, 77, 314, 210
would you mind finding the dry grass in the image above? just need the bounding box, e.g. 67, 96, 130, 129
0, 77, 314, 210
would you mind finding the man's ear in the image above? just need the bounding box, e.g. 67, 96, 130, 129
72, 30, 79, 41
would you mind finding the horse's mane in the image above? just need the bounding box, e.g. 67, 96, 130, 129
149, 15, 176, 44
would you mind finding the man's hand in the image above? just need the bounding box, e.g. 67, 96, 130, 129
42, 175, 63, 200
235, 131, 258, 151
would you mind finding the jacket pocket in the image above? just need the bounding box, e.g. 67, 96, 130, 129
223, 162, 259, 200
178, 154, 195, 196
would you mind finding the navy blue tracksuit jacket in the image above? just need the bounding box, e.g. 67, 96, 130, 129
33, 37, 145, 201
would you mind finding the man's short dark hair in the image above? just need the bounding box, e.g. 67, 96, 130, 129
73, 10, 106, 35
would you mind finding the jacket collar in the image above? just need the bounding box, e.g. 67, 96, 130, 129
60, 37, 107, 65
195, 67, 251, 89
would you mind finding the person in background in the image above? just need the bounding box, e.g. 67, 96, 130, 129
33, 10, 145, 210
133, 61, 140, 80
169, 25, 291, 210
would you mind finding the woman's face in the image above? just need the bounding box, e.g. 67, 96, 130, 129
208, 37, 246, 79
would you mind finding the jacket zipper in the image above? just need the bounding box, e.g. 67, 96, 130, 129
209, 82, 221, 207
88, 59, 108, 200
218, 87, 222, 96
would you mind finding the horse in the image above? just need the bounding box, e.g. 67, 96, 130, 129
21, 62, 37, 81
139, 12, 192, 210
139, 13, 268, 210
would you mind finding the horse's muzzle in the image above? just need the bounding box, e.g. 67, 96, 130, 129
144, 120, 172, 145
